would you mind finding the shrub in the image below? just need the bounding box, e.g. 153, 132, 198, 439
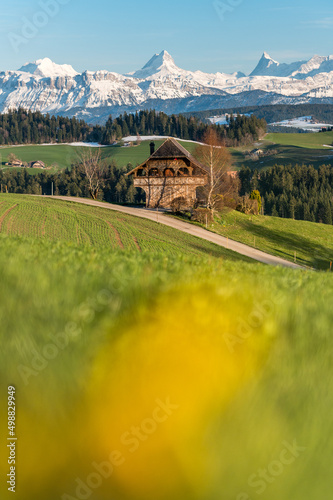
236, 195, 259, 215
191, 208, 214, 225
171, 197, 193, 213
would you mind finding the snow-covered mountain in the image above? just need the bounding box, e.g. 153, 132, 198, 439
250, 52, 307, 78
18, 58, 78, 78
1, 52, 333, 124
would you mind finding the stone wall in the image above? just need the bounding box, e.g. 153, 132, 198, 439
134, 177, 207, 209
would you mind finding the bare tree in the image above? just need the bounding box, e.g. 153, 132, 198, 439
195, 129, 233, 211
77, 148, 107, 200
8, 153, 19, 165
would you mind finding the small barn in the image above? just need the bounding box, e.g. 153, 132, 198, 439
11, 160, 23, 167
250, 149, 263, 157
126, 138, 208, 209
29, 161, 45, 169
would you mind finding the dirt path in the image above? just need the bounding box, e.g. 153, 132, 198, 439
46, 196, 305, 269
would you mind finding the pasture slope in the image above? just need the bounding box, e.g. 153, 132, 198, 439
0, 194, 248, 261
232, 129, 333, 169
46, 195, 303, 268
0, 192, 333, 500
202, 209, 333, 270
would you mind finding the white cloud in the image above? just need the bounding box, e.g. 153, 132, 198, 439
303, 17, 333, 28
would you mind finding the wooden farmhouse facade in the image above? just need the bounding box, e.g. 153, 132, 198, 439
127, 138, 208, 209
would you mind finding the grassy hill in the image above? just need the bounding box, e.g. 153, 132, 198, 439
199, 210, 333, 270
0, 194, 247, 261
0, 211, 333, 500
231, 130, 333, 170
0, 139, 199, 172
0, 194, 333, 500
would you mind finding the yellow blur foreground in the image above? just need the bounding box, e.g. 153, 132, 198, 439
2, 283, 276, 500
80, 284, 275, 500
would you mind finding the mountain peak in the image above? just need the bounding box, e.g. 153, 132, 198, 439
129, 50, 180, 79
250, 52, 280, 76
262, 51, 277, 62
19, 58, 78, 78
142, 50, 175, 68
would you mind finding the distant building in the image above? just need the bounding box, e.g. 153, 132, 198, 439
127, 138, 208, 209
29, 161, 45, 169
11, 160, 23, 167
250, 149, 263, 156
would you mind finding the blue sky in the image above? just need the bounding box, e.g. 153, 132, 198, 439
1, 0, 333, 75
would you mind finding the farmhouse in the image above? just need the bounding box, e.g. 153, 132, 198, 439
127, 138, 208, 209
29, 161, 45, 169
250, 149, 263, 156
11, 160, 23, 167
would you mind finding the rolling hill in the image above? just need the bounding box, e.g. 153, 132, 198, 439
202, 209, 333, 269
0, 191, 333, 500
0, 194, 247, 261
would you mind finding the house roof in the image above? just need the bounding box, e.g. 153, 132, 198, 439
126, 138, 208, 176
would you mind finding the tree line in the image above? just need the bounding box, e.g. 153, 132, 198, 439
95, 110, 267, 146
0, 164, 144, 205
0, 109, 92, 145
0, 109, 266, 147
2, 158, 333, 225
239, 164, 333, 225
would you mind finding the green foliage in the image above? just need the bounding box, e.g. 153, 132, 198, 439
97, 110, 266, 146
0, 108, 267, 149
0, 108, 92, 145
0, 163, 145, 203
250, 189, 262, 213
239, 164, 333, 225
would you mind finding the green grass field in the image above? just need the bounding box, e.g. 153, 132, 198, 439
0, 211, 333, 500
197, 210, 333, 270
0, 139, 199, 172
230, 131, 333, 170
0, 194, 248, 261
266, 130, 333, 149
2, 132, 332, 175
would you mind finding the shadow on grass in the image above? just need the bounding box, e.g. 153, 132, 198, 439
232, 219, 333, 270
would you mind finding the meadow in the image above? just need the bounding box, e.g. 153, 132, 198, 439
0, 140, 198, 172
266, 130, 333, 149
231, 130, 333, 170
0, 209, 333, 500
200, 209, 333, 270
0, 194, 247, 261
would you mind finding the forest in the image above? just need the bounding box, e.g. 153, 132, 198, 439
0, 163, 144, 205
0, 108, 266, 147
95, 110, 267, 146
239, 164, 333, 224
